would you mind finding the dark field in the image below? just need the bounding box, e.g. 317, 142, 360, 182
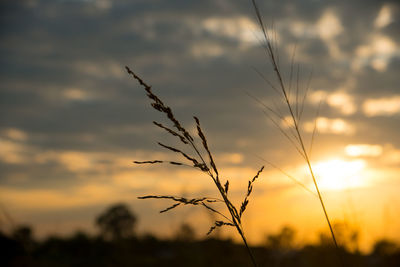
2, 224, 399, 267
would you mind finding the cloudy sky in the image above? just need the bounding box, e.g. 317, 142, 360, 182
1, 0, 399, 251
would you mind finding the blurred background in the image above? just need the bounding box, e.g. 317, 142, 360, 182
1, 0, 400, 260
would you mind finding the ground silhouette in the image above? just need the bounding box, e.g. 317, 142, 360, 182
1, 203, 399, 267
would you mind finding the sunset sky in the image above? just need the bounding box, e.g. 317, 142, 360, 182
1, 0, 399, 252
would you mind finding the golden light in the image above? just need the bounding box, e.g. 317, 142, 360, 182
345, 144, 383, 157
312, 159, 366, 191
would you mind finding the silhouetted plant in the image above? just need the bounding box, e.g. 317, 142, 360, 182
249, 0, 342, 265
318, 221, 360, 253
127, 0, 350, 266
126, 66, 263, 266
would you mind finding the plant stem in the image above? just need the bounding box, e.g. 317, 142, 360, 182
284, 59, 344, 267
236, 225, 258, 267
187, 128, 258, 266
215, 178, 258, 267
280, 67, 344, 266
249, 0, 344, 265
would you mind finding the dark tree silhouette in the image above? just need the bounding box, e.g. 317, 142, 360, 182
265, 226, 296, 251
174, 223, 196, 242
95, 203, 137, 240
12, 225, 35, 251
372, 239, 398, 256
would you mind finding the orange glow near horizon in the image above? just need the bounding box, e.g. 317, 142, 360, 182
312, 158, 367, 191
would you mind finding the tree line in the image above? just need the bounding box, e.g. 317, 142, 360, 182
1, 203, 399, 266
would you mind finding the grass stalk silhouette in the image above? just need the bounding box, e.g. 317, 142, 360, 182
127, 1, 344, 265
126, 66, 262, 267
249, 0, 343, 265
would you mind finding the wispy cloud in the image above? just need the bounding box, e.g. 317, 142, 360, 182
363, 96, 400, 116
304, 117, 355, 135
202, 16, 261, 45
374, 4, 393, 29
310, 90, 356, 115
345, 144, 383, 157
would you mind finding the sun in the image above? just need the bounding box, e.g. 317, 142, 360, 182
312, 158, 367, 191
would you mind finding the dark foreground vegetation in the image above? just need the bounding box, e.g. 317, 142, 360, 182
1, 204, 399, 267
2, 229, 400, 267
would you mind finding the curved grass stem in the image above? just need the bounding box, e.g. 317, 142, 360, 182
249, 0, 344, 265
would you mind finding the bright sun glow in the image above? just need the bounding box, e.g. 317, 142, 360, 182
312, 159, 366, 191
